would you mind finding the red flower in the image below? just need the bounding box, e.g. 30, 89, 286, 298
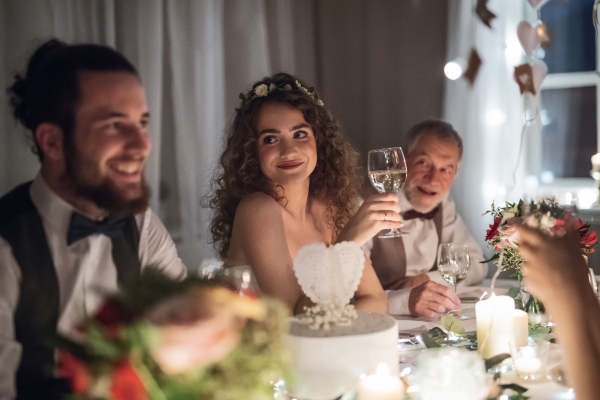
580, 231, 598, 246
485, 217, 501, 242
551, 219, 565, 235
94, 299, 122, 339
110, 358, 148, 400
57, 351, 91, 395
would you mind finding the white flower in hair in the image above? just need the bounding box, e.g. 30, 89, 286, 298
269, 83, 276, 91
235, 98, 243, 110
254, 84, 268, 97
317, 99, 324, 106
295, 80, 302, 88
283, 84, 292, 91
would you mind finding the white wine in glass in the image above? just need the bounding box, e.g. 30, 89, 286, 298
368, 147, 408, 238
438, 243, 470, 319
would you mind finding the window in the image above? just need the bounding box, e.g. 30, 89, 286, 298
529, 0, 598, 204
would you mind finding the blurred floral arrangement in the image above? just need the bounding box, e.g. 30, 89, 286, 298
56, 272, 291, 400
483, 200, 597, 281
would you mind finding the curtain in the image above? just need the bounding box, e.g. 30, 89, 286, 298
444, 0, 528, 262
0, 0, 448, 269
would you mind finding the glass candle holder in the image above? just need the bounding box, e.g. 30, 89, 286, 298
509, 338, 550, 381
416, 348, 487, 400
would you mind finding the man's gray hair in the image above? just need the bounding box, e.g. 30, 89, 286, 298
405, 119, 463, 161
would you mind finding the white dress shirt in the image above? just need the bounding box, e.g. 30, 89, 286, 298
363, 189, 486, 315
0, 173, 186, 400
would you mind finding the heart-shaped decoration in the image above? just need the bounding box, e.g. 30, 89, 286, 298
532, 59, 548, 93
527, 0, 549, 9
293, 241, 364, 307
517, 21, 544, 55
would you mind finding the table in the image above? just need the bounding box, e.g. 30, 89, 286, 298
392, 280, 575, 400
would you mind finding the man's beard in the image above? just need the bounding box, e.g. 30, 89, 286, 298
404, 182, 444, 213
65, 149, 151, 217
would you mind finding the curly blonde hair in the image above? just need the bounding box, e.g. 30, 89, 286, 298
207, 73, 361, 259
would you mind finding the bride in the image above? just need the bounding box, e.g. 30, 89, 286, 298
208, 73, 402, 314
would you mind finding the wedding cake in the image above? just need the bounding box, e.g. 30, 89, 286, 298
288, 242, 399, 400
288, 309, 399, 400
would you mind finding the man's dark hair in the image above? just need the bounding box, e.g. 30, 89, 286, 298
405, 119, 463, 161
8, 39, 138, 161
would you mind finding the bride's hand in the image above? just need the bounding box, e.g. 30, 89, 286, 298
336, 193, 402, 246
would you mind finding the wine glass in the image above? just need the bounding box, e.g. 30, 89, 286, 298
368, 147, 408, 238
438, 244, 470, 319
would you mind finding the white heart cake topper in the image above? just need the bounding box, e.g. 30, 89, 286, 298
293, 241, 365, 329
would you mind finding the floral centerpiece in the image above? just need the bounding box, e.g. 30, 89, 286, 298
56, 272, 291, 400
482, 200, 597, 312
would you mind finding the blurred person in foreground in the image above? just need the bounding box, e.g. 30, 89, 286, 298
208, 73, 394, 315
517, 224, 600, 400
0, 40, 186, 400
363, 120, 487, 317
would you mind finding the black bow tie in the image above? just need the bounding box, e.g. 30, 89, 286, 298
403, 207, 440, 221
67, 212, 127, 245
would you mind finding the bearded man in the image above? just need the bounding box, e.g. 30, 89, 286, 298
0, 40, 186, 400
363, 120, 486, 318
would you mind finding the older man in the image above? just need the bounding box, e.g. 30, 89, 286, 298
0, 40, 186, 399
363, 120, 486, 317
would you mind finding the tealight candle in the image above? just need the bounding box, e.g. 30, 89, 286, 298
513, 310, 529, 347
514, 357, 542, 374
358, 363, 404, 400
476, 295, 515, 359
509, 338, 549, 380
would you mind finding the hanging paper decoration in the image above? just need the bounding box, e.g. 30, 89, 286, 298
463, 48, 482, 86
514, 61, 547, 95
475, 0, 496, 29
514, 64, 536, 95
517, 22, 551, 55
527, 0, 550, 9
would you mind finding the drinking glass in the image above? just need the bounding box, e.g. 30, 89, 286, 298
438, 244, 470, 319
368, 147, 408, 238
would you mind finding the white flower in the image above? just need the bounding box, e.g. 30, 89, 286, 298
501, 211, 514, 224
283, 84, 292, 91
316, 99, 324, 106
269, 83, 276, 91
295, 80, 302, 88
236, 98, 243, 110
254, 84, 268, 97
301, 87, 309, 93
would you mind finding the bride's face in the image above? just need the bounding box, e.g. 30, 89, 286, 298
256, 103, 317, 187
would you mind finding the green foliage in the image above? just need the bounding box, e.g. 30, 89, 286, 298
441, 316, 466, 335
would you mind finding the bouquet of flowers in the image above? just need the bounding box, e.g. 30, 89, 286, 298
483, 200, 597, 281
56, 272, 291, 400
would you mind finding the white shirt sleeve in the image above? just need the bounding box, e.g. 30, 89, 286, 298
387, 288, 413, 315
137, 208, 187, 279
0, 238, 22, 400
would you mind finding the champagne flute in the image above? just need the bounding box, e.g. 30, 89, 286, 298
368, 147, 408, 238
438, 243, 470, 319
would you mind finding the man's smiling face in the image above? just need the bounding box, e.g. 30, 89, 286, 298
404, 132, 460, 213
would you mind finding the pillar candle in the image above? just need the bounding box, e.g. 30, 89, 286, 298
513, 310, 529, 347
476, 295, 515, 359
592, 153, 600, 172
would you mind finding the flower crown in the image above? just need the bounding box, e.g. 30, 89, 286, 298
235, 80, 324, 111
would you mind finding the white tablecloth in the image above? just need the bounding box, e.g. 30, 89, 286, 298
392, 279, 575, 400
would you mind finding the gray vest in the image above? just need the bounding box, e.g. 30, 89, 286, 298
371, 204, 444, 290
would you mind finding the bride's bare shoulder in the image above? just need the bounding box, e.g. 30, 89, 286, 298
235, 192, 282, 226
